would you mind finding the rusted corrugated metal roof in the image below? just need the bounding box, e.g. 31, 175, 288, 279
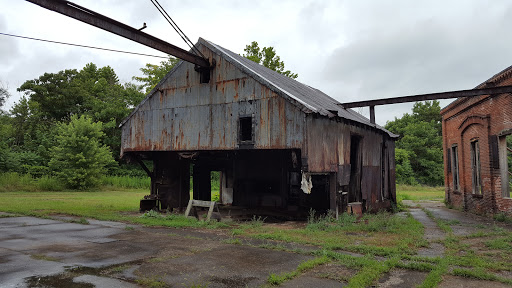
203, 39, 395, 136
121, 38, 396, 137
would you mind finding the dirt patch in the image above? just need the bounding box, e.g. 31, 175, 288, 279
309, 262, 357, 282
378, 269, 428, 288
439, 275, 510, 288
265, 221, 307, 230
207, 275, 258, 287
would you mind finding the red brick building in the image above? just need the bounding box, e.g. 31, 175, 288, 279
441, 66, 512, 215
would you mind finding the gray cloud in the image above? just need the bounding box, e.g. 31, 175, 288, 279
0, 16, 20, 69
322, 1, 512, 105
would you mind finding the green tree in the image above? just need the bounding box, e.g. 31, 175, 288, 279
395, 148, 417, 185
17, 63, 145, 160
133, 56, 179, 93
18, 69, 80, 122
385, 100, 443, 186
49, 115, 115, 189
0, 85, 9, 111
243, 41, 298, 79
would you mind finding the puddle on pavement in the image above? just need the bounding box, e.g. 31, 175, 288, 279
25, 273, 94, 288
24, 261, 142, 287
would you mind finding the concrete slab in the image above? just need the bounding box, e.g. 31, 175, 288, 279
378, 269, 428, 287
281, 275, 346, 287
417, 242, 445, 258
0, 252, 68, 288
408, 208, 445, 241
73, 275, 138, 288
0, 217, 61, 228
135, 244, 312, 287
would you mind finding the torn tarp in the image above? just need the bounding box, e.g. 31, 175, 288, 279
301, 172, 312, 194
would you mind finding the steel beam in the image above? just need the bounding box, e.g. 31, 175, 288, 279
26, 0, 210, 68
369, 105, 375, 124
340, 85, 512, 108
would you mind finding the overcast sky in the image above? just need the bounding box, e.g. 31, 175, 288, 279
1, 0, 511, 125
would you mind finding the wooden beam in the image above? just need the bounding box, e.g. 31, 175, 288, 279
340, 85, 512, 108
133, 156, 153, 178
26, 0, 210, 68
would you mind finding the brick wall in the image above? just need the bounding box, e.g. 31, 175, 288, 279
441, 73, 512, 215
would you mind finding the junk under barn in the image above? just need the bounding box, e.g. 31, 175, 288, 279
442, 65, 512, 215
120, 38, 398, 216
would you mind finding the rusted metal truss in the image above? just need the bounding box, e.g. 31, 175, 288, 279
26, 0, 211, 68
339, 85, 512, 123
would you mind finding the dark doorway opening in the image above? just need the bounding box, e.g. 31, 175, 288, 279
306, 175, 331, 213
349, 135, 362, 203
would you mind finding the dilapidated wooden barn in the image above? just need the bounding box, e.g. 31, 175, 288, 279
120, 38, 398, 215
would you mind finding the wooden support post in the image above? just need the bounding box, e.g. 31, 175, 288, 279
369, 105, 375, 124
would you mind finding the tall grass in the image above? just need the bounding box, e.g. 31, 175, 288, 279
0, 172, 64, 192
100, 175, 150, 189
0, 172, 149, 192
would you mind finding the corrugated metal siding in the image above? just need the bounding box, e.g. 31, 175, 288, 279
305, 116, 385, 173
121, 44, 304, 155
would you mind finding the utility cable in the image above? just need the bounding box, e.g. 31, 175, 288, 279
149, 0, 207, 60
0, 32, 168, 59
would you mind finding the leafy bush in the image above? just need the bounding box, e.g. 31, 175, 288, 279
49, 115, 115, 189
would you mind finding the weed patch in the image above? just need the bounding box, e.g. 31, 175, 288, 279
135, 275, 167, 288
267, 256, 330, 285
31, 254, 60, 262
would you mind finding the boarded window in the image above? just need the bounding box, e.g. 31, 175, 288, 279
451, 145, 460, 191
471, 140, 482, 195
239, 116, 253, 143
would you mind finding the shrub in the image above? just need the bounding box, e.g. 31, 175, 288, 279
49, 115, 115, 189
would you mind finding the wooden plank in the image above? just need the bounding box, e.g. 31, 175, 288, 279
191, 200, 215, 208
206, 201, 215, 221
185, 199, 221, 221
184, 200, 193, 218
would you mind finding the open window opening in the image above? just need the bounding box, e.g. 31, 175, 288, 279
470, 140, 482, 195
508, 135, 512, 196
200, 69, 210, 83
211, 171, 221, 202
451, 145, 460, 191
501, 134, 512, 198
239, 116, 253, 143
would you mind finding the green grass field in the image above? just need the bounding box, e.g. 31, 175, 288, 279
396, 184, 444, 202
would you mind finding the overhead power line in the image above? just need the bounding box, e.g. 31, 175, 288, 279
149, 0, 207, 60
0, 32, 168, 59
